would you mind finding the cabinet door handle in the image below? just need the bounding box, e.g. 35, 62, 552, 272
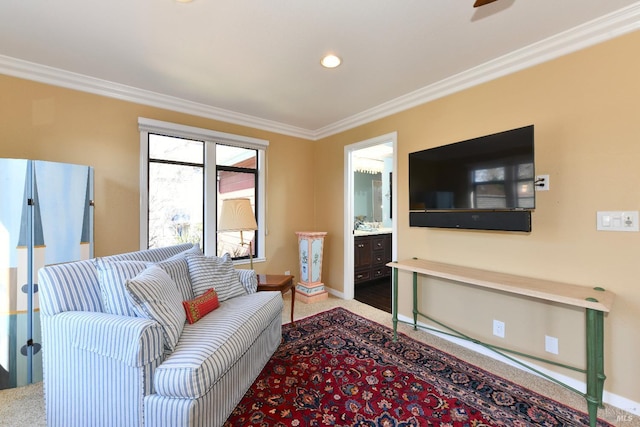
357, 244, 365, 248
357, 274, 363, 279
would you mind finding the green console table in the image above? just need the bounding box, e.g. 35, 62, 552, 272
388, 258, 614, 427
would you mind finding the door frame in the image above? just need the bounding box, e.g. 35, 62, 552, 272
343, 132, 398, 300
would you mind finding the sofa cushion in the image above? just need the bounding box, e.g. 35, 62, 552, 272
185, 253, 246, 301
155, 257, 194, 301
166, 244, 203, 261
105, 243, 195, 263
95, 259, 149, 316
125, 265, 186, 352
182, 288, 219, 324
236, 269, 258, 294
38, 260, 103, 316
153, 291, 282, 399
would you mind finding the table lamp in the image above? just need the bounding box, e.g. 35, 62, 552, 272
217, 198, 258, 269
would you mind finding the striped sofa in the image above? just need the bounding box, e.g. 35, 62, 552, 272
38, 243, 284, 427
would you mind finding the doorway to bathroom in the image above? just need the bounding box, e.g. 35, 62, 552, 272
343, 132, 397, 312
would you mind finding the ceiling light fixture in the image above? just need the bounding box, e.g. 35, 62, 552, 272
320, 54, 341, 69
176, 0, 193, 3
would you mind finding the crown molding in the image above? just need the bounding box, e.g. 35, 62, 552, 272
1, 3, 639, 142
313, 3, 640, 140
0, 55, 316, 140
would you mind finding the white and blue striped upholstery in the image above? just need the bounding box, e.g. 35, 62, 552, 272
145, 308, 282, 427
153, 291, 282, 398
107, 244, 195, 263
39, 244, 194, 318
155, 257, 194, 301
166, 244, 203, 261
38, 243, 284, 427
186, 253, 246, 301
95, 259, 150, 316
236, 269, 258, 294
41, 310, 164, 427
125, 265, 186, 352
39, 259, 104, 316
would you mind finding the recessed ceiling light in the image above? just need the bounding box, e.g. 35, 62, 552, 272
320, 54, 341, 69
176, 0, 193, 3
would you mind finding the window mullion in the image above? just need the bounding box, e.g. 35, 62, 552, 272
203, 141, 218, 256
140, 131, 150, 250
149, 158, 203, 168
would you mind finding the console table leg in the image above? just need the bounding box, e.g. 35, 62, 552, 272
392, 267, 399, 340
412, 272, 418, 329
585, 308, 606, 427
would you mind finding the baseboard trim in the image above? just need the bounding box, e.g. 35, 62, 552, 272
326, 287, 344, 299
397, 314, 640, 417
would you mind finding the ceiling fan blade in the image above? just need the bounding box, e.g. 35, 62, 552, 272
474, 0, 498, 7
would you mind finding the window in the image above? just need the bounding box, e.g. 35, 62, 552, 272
216, 144, 258, 260
148, 135, 204, 248
138, 118, 268, 262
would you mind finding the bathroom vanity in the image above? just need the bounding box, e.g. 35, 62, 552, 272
354, 231, 392, 285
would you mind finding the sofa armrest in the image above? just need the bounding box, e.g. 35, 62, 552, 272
237, 269, 258, 294
42, 312, 166, 426
51, 311, 165, 367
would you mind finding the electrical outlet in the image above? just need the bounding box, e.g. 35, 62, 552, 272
545, 335, 559, 354
493, 320, 505, 338
284, 270, 290, 276
535, 174, 549, 191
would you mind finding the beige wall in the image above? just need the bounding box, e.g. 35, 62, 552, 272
2, 29, 638, 406
315, 31, 640, 405
0, 75, 314, 276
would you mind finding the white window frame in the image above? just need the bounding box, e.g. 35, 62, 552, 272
138, 117, 268, 263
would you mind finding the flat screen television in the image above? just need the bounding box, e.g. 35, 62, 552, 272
409, 125, 535, 231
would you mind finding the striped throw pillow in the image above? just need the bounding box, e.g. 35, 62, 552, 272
166, 244, 203, 261
237, 269, 258, 294
185, 253, 246, 302
125, 265, 186, 352
95, 259, 149, 316
155, 257, 194, 301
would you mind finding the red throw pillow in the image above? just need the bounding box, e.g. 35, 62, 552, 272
182, 288, 219, 324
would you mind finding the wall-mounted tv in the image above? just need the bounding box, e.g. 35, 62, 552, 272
409, 125, 535, 232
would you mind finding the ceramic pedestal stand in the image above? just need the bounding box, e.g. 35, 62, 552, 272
295, 231, 328, 303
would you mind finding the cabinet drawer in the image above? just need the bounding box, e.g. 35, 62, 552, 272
372, 236, 387, 251
372, 266, 391, 279
354, 269, 372, 283
372, 250, 386, 266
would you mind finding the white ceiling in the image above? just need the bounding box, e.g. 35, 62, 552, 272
1, 0, 639, 140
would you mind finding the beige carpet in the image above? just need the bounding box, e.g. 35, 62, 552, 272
1, 294, 637, 426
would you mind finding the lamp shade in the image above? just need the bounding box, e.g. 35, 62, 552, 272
218, 198, 257, 231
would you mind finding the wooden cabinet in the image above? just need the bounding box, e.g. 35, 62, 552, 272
355, 237, 372, 269
354, 233, 391, 284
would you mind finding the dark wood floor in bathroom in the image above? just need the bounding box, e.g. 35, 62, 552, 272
354, 277, 392, 313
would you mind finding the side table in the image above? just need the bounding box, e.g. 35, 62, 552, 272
257, 274, 295, 324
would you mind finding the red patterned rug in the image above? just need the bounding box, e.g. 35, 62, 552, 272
225, 307, 610, 426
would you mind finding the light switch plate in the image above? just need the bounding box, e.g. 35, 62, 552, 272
597, 211, 639, 232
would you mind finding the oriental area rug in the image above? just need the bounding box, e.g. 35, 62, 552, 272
224, 307, 610, 427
